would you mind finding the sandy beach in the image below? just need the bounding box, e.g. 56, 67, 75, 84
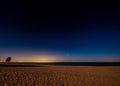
0, 65, 120, 86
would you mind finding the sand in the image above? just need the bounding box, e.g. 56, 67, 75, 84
0, 66, 120, 86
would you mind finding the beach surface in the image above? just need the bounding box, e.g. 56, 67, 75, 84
0, 65, 120, 86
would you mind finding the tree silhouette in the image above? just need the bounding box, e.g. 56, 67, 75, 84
6, 57, 11, 62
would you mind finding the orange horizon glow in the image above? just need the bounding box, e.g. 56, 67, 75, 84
0, 53, 120, 62
12, 58, 59, 62
10, 55, 62, 62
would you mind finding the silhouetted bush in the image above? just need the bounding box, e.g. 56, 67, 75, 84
6, 57, 11, 62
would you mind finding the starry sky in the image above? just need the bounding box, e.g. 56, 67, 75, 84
0, 2, 120, 62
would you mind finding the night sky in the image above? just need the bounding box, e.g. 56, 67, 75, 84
0, 2, 120, 62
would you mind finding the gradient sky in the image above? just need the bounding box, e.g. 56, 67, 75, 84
0, 2, 120, 62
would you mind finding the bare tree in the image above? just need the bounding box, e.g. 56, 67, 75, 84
0, 58, 1, 62
6, 57, 11, 62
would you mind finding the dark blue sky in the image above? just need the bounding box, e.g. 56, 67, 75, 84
0, 2, 120, 62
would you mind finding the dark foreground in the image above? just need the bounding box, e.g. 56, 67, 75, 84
0, 65, 120, 86
0, 62, 120, 67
